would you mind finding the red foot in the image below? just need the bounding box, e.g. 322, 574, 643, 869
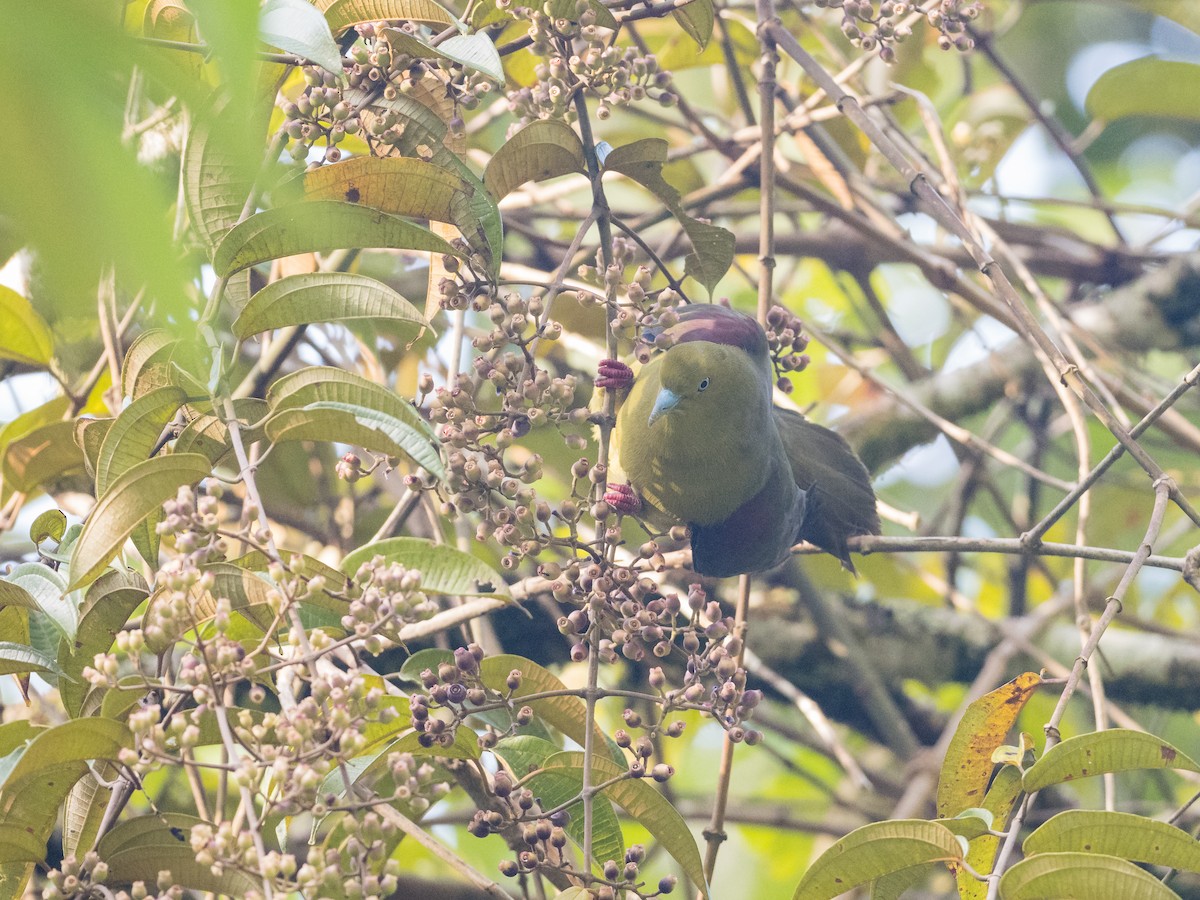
596, 359, 634, 390
604, 482, 642, 516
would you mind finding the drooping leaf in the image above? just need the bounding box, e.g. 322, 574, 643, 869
936, 673, 1041, 817
484, 119, 587, 200
603, 139, 734, 294
321, 0, 458, 31
306, 154, 468, 219
379, 28, 503, 82
212, 200, 460, 277
182, 100, 257, 254
1024, 810, 1200, 872
29, 509, 67, 545
1087, 58, 1200, 123
0, 563, 76, 642
173, 398, 269, 464
59, 569, 150, 716
62, 761, 117, 858
791, 820, 963, 900
265, 365, 443, 477
672, 0, 715, 49
1022, 729, 1200, 792
0, 286, 53, 366
68, 453, 212, 591
542, 751, 709, 898
0, 642, 64, 678
331, 83, 503, 272
0, 824, 45, 865
95, 387, 188, 496
260, 0, 343, 73
998, 851, 1181, 900
233, 272, 429, 341
339, 537, 509, 598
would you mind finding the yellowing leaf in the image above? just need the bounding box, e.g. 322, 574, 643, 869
936, 672, 1040, 818
484, 119, 587, 200
0, 286, 52, 366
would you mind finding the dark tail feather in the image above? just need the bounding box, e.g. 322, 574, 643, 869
774, 407, 879, 572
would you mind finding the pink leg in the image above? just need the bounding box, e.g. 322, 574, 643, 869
604, 482, 641, 515
596, 359, 634, 390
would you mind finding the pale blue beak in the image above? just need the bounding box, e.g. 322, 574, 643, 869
648, 387, 681, 426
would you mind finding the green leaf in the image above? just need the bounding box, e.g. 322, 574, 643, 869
62, 761, 117, 858
672, 0, 714, 49
68, 453, 212, 591
3, 421, 86, 493
173, 398, 269, 464
0, 719, 131, 850
542, 751, 709, 898
603, 139, 734, 294
95, 387, 188, 496
791, 820, 963, 900
1086, 58, 1200, 123
955, 765, 1024, 900
266, 365, 443, 476
0, 286, 52, 366
1024, 810, 1200, 872
0, 642, 64, 678
937, 673, 1041, 817
0, 824, 45, 864
498, 736, 624, 869
1116, 0, 1200, 35
998, 851, 1181, 900
182, 99, 257, 254
1022, 729, 1200, 793
322, 0, 458, 32
261, 0, 343, 73
212, 200, 460, 277
0, 563, 75, 642
484, 119, 587, 200
59, 569, 149, 716
399, 647, 452, 683
29, 509, 67, 545
478, 655, 623, 766
233, 272, 429, 341
340, 537, 508, 598
97, 813, 258, 896
0, 4, 192, 310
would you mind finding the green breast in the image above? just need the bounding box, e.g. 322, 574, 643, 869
616, 359, 767, 526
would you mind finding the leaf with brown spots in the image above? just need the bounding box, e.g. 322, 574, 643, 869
935, 672, 1041, 820
1023, 729, 1200, 793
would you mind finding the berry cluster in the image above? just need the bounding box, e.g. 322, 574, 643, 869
765, 304, 812, 393
277, 22, 495, 166
814, 0, 981, 60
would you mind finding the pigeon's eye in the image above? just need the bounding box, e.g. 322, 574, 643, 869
698, 378, 710, 392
